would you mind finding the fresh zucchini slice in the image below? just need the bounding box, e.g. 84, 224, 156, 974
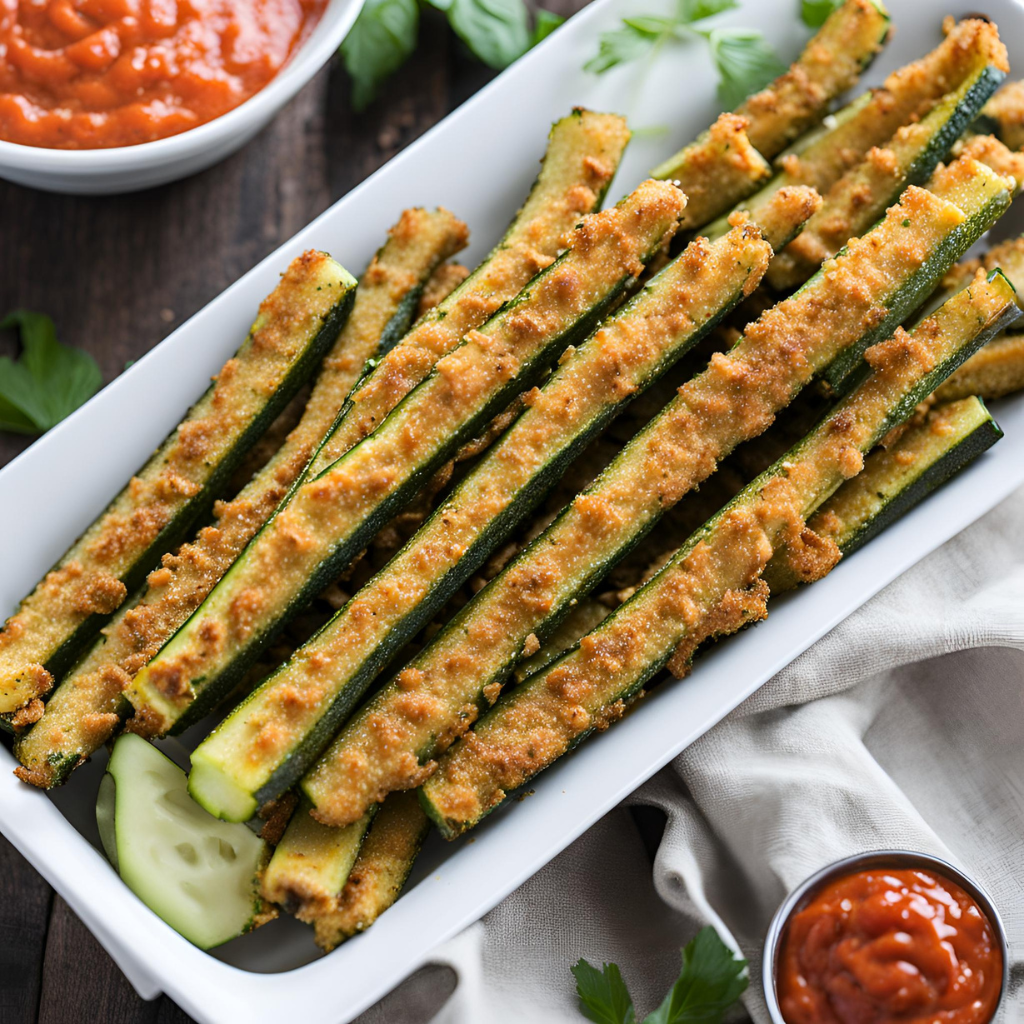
14, 209, 468, 789
419, 271, 1019, 838
707, 19, 1009, 239
764, 395, 1004, 592
187, 189, 818, 823
0, 252, 357, 717
767, 45, 1008, 290
128, 179, 684, 738
96, 733, 270, 949
734, 0, 890, 160
301, 160, 1011, 828
313, 793, 430, 952
260, 802, 374, 921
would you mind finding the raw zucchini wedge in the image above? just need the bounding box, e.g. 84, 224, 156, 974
301, 161, 1009, 828
260, 802, 374, 921
13, 209, 468, 789
0, 252, 357, 717
764, 395, 1003, 592
96, 733, 271, 949
313, 792, 429, 952
187, 189, 818, 823
708, 19, 1009, 239
767, 45, 1008, 290
974, 80, 1024, 151
419, 271, 1019, 838
128, 180, 685, 738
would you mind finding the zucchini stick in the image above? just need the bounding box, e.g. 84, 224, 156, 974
186, 188, 819, 823
0, 251, 358, 717
709, 19, 1008, 238
301, 157, 1013, 828
312, 793, 429, 952
936, 335, 1024, 401
260, 801, 374, 921
420, 270, 1019, 837
764, 395, 1003, 592
655, 113, 772, 231
653, 0, 890, 179
733, 0, 890, 160
127, 178, 685, 738
975, 79, 1024, 151
14, 209, 467, 786
766, 31, 1010, 290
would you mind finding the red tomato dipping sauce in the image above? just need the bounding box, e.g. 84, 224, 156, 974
0, 0, 329, 149
777, 868, 1003, 1024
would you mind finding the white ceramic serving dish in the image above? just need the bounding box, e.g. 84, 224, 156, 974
0, 0, 364, 195
2, 0, 1023, 1021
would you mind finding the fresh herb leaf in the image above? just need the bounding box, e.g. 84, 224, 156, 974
800, 0, 840, 28
583, 23, 659, 73
341, 0, 420, 111
678, 0, 738, 22
585, 0, 783, 112
447, 0, 531, 69
641, 928, 748, 1024
0, 311, 101, 436
532, 8, 564, 44
573, 959, 637, 1024
705, 26, 787, 108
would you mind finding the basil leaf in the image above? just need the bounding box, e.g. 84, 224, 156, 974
572, 959, 637, 1024
0, 311, 101, 436
678, 0, 738, 23
532, 8, 564, 44
800, 0, 841, 27
706, 26, 787, 109
641, 928, 748, 1024
341, 0, 420, 112
584, 23, 657, 73
447, 0, 531, 70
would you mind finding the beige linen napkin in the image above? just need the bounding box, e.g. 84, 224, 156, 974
355, 484, 1024, 1024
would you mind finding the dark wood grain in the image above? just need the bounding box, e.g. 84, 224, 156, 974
0, 6, 594, 1021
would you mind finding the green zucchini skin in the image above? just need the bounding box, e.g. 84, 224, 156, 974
188, 211, 795, 822
840, 407, 1001, 557
129, 180, 683, 738
766, 61, 1007, 290
0, 260, 356, 718
301, 164, 1010, 830
419, 272, 1018, 839
821, 165, 1011, 395
763, 394, 1003, 592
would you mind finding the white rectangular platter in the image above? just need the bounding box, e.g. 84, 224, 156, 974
2, 0, 1023, 1021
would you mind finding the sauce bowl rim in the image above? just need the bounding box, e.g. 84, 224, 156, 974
761, 848, 1010, 1024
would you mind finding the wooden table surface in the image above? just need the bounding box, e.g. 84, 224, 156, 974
0, 6, 582, 1020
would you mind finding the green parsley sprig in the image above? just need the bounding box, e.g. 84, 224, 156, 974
341, 0, 564, 111
0, 311, 102, 436
572, 926, 749, 1024
584, 0, 787, 109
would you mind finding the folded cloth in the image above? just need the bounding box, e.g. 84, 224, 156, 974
355, 484, 1024, 1024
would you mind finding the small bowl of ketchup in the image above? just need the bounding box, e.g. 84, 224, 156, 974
0, 0, 364, 195
763, 850, 1008, 1024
